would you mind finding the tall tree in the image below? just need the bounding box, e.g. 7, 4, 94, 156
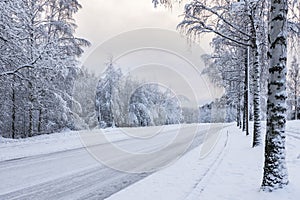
95, 60, 122, 128
202, 38, 245, 125
287, 56, 300, 120
261, 0, 289, 191
243, 47, 250, 136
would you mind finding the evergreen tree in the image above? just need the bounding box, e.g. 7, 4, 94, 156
95, 61, 122, 128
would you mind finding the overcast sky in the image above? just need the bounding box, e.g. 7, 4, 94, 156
74, 0, 213, 60
74, 0, 222, 106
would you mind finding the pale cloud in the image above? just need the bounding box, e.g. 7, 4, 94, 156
75, 0, 212, 61
74, 0, 221, 106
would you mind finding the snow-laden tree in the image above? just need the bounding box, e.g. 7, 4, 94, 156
202, 38, 246, 126
72, 67, 99, 129
162, 90, 182, 125
261, 0, 289, 191
95, 62, 183, 128
95, 61, 122, 128
287, 0, 300, 47
128, 84, 182, 127
199, 104, 212, 123
0, 0, 89, 138
113, 75, 140, 127
129, 102, 153, 127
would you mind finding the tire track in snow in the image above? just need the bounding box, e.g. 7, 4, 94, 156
184, 128, 230, 200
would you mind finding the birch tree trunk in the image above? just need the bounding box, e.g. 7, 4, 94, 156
252, 44, 262, 147
294, 83, 298, 120
243, 48, 249, 136
261, 0, 289, 191
237, 92, 241, 128
249, 11, 262, 147
11, 76, 16, 139
38, 108, 42, 134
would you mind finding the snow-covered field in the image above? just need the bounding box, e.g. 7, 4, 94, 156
0, 122, 299, 200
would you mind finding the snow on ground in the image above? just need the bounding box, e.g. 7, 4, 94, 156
106, 121, 300, 200
0, 122, 298, 200
286, 120, 300, 133
0, 130, 83, 161
106, 123, 230, 200
0, 123, 211, 199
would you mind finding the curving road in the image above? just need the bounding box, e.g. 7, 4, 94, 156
0, 124, 225, 200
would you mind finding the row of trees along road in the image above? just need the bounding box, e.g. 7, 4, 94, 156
153, 0, 299, 192
0, 0, 90, 138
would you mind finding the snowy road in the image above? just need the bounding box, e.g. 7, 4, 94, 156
0, 124, 225, 200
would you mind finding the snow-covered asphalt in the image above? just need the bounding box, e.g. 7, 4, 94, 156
0, 124, 226, 200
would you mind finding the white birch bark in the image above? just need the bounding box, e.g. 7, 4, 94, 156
262, 0, 289, 191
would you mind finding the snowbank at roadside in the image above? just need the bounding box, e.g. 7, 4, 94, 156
0, 130, 83, 161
